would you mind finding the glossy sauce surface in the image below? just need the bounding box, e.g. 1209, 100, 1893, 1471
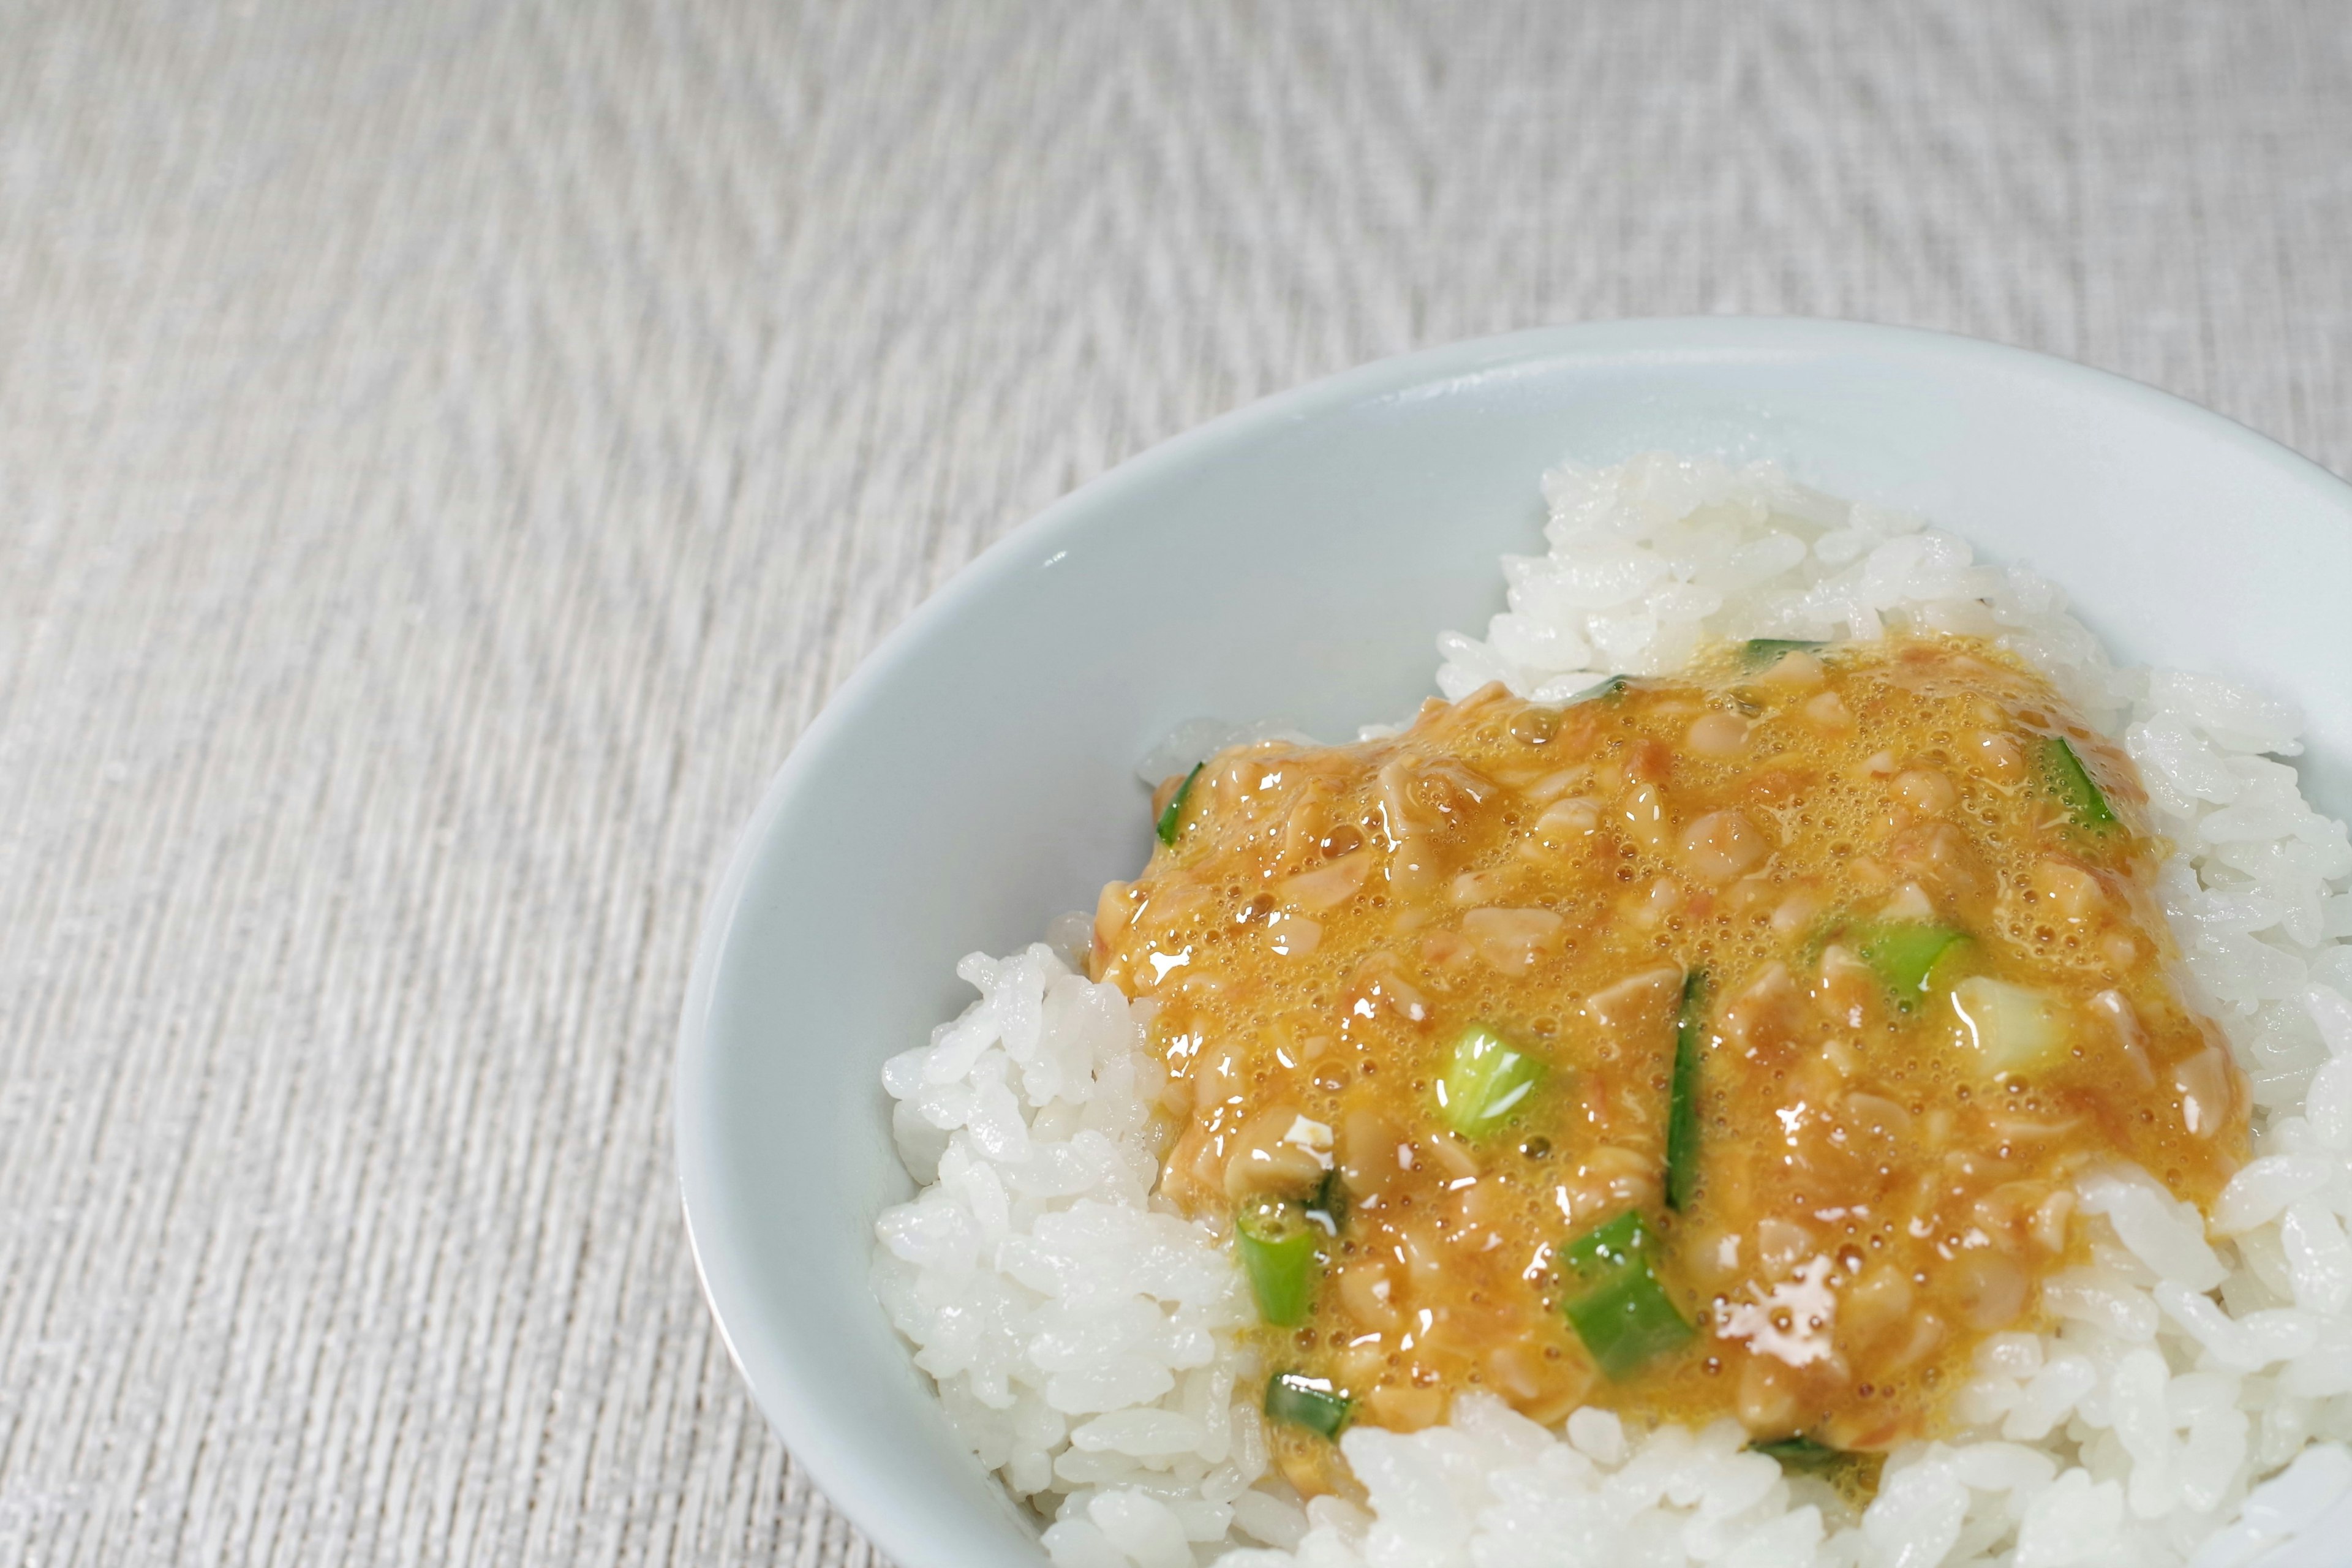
1091, 636, 2247, 1491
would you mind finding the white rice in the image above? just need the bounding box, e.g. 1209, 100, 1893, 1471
872, 454, 2352, 1567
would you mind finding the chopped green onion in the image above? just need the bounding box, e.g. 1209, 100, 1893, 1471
1306, 1167, 1348, 1233
1236, 1200, 1319, 1326
2041, 735, 2119, 832
1948, 974, 2071, 1076
1436, 1024, 1545, 1138
1740, 638, 1827, 669
1748, 1435, 1886, 1494
1666, 970, 1706, 1212
1560, 1211, 1693, 1379
1748, 1434, 1844, 1472
1854, 921, 1971, 1009
1570, 674, 1631, 704
1264, 1371, 1351, 1438
1156, 761, 1205, 846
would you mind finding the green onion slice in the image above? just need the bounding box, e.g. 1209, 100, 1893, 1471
1570, 674, 1631, 704
1236, 1200, 1319, 1327
1306, 1168, 1348, 1233
1748, 1434, 1887, 1494
1560, 1210, 1694, 1380
1264, 1371, 1351, 1438
1435, 1024, 1545, 1138
1853, 920, 1971, 1009
1749, 1434, 1844, 1472
1740, 638, 1827, 669
2041, 735, 2119, 832
1665, 969, 1706, 1212
1156, 761, 1205, 846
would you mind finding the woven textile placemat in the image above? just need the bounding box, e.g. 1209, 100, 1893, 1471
4, 2, 2348, 1563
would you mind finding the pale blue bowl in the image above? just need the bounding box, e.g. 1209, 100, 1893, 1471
678, 320, 2352, 1568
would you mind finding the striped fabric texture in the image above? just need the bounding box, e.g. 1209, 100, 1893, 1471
3, 2, 2348, 1563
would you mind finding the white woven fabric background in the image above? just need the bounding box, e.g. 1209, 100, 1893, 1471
4, 3, 2349, 1564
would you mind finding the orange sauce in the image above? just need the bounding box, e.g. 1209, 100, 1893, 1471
1090, 635, 2247, 1492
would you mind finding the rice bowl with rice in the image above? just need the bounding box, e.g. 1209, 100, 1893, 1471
869, 453, 2352, 1568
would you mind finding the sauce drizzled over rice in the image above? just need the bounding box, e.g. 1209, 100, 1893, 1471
1095, 635, 2246, 1493
872, 455, 2352, 1568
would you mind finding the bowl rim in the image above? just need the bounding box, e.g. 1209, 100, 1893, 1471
673, 315, 2352, 1566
